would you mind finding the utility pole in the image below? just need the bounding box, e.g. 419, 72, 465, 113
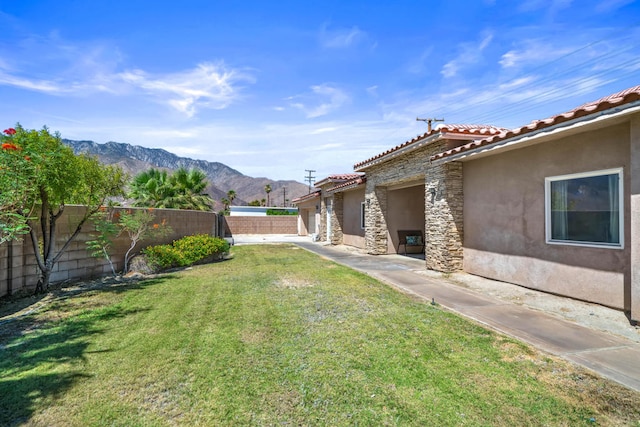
416, 117, 445, 133
304, 169, 316, 193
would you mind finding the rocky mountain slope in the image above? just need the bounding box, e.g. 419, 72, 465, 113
63, 140, 310, 209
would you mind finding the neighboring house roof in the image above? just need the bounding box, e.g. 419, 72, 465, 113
292, 190, 321, 204
314, 173, 363, 187
353, 124, 507, 171
431, 84, 640, 162
326, 175, 367, 194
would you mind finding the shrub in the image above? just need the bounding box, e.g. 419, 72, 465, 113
173, 234, 230, 265
266, 209, 297, 215
142, 245, 185, 271
142, 234, 230, 272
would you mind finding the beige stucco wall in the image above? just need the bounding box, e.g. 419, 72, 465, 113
294, 197, 319, 236
463, 122, 630, 309
386, 185, 425, 253
341, 188, 366, 248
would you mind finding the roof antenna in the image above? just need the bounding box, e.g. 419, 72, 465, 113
416, 117, 444, 133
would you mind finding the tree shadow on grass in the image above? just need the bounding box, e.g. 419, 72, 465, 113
0, 283, 157, 425
0, 275, 174, 321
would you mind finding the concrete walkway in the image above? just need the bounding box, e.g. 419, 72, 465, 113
291, 241, 640, 392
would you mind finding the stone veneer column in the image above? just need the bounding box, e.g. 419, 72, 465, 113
364, 183, 388, 254
331, 192, 344, 245
425, 161, 464, 272
630, 115, 640, 323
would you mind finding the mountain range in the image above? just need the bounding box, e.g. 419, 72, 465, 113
63, 139, 311, 210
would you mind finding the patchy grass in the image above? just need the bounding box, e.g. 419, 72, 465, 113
1, 245, 639, 426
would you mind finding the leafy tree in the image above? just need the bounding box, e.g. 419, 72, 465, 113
86, 207, 119, 276
248, 200, 261, 206
87, 207, 171, 275
0, 125, 127, 293
129, 167, 213, 211
264, 184, 272, 207
118, 208, 171, 273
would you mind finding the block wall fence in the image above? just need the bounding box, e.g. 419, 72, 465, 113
222, 216, 297, 235
0, 206, 218, 297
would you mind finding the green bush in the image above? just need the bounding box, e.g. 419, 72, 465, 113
142, 234, 230, 272
266, 209, 298, 215
173, 234, 230, 265
142, 244, 185, 270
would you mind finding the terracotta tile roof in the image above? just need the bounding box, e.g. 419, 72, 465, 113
326, 175, 367, 194
292, 190, 321, 204
431, 84, 640, 162
353, 124, 507, 170
314, 173, 363, 187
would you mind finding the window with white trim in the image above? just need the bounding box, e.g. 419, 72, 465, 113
360, 202, 365, 229
545, 168, 623, 248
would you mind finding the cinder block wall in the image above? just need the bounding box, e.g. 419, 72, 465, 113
223, 216, 297, 235
0, 206, 218, 296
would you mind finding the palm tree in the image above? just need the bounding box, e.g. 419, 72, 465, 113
221, 197, 230, 214
227, 190, 236, 206
129, 167, 213, 211
264, 184, 272, 207
166, 167, 214, 211
129, 168, 172, 208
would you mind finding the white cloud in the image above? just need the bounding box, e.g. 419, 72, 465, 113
310, 127, 338, 134
518, 0, 573, 12
0, 29, 254, 117
406, 47, 435, 74
596, 0, 637, 12
319, 24, 366, 48
118, 62, 254, 117
499, 39, 573, 69
441, 32, 494, 78
0, 71, 67, 93
290, 84, 349, 118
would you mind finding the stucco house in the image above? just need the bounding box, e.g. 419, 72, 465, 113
429, 85, 640, 322
296, 84, 640, 322
348, 84, 640, 322
354, 124, 507, 266
292, 190, 321, 239
292, 173, 366, 248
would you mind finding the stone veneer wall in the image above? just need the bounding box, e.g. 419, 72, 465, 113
425, 161, 464, 271
364, 186, 388, 254
362, 143, 443, 255
330, 192, 344, 245
361, 140, 464, 271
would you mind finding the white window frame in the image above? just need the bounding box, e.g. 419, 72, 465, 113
544, 167, 624, 249
360, 202, 366, 229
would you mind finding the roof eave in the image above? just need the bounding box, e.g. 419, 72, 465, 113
432, 101, 640, 166
354, 133, 442, 171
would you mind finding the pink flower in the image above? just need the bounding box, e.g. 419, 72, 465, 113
3, 128, 16, 135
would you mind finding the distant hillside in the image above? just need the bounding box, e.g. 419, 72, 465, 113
63, 140, 310, 209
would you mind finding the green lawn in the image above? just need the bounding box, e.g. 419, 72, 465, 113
1, 244, 639, 426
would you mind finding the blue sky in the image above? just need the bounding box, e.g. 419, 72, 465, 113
1, 1, 639, 181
